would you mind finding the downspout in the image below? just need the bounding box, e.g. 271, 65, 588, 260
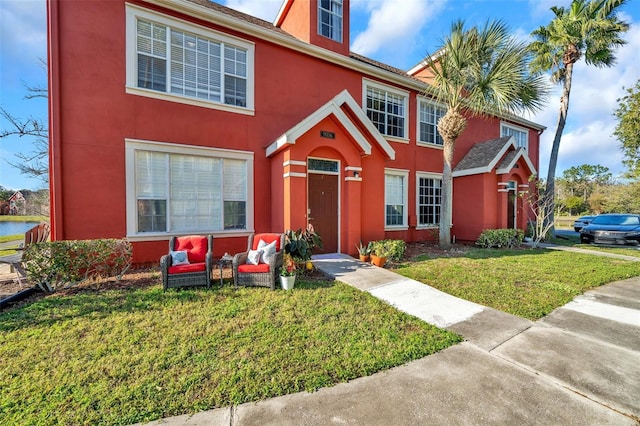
47, 0, 63, 240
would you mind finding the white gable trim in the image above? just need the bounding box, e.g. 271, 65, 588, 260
496, 147, 537, 175
452, 137, 516, 178
266, 90, 395, 160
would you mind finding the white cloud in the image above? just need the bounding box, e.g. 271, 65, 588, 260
351, 0, 446, 63
222, 0, 281, 22
0, 0, 46, 59
534, 21, 640, 180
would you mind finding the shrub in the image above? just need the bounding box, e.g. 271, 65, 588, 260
23, 239, 132, 293
371, 239, 406, 261
475, 229, 524, 249
284, 224, 323, 261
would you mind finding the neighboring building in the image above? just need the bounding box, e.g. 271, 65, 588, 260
47, 0, 544, 264
8, 191, 25, 216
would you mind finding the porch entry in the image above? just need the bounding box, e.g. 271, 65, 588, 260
307, 158, 339, 253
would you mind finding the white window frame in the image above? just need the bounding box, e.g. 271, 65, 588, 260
384, 168, 409, 230
417, 97, 446, 148
125, 4, 255, 115
125, 139, 254, 240
500, 122, 528, 151
415, 172, 443, 229
318, 0, 343, 42
363, 79, 409, 143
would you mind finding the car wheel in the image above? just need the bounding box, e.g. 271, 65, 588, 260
580, 236, 590, 244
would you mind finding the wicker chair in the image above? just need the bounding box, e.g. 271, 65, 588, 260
232, 233, 285, 290
160, 235, 213, 290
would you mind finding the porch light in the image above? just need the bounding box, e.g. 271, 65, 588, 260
353, 171, 360, 178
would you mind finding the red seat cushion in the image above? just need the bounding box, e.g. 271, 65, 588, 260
169, 262, 207, 274
252, 233, 282, 251
238, 263, 270, 273
173, 236, 208, 263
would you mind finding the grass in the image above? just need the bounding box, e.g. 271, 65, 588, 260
0, 276, 461, 425
394, 247, 640, 320
0, 215, 47, 223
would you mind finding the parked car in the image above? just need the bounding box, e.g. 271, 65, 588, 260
573, 215, 595, 232
579, 214, 640, 245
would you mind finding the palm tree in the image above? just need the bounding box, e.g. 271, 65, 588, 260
529, 0, 629, 234
425, 20, 548, 249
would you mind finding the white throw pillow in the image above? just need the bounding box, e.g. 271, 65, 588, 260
246, 249, 263, 265
170, 250, 190, 266
257, 239, 277, 264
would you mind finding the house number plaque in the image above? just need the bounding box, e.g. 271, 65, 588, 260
320, 130, 335, 139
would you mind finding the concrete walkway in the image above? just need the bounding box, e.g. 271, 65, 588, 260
138, 246, 640, 425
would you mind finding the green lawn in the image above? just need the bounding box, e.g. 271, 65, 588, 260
394, 247, 640, 320
0, 215, 47, 223
0, 277, 460, 425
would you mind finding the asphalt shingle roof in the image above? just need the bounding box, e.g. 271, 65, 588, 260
453, 136, 512, 172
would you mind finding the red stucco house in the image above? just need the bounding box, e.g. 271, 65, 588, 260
47, 0, 545, 265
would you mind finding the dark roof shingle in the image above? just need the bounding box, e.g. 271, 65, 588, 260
453, 137, 512, 172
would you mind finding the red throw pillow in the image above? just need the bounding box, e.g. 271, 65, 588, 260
174, 236, 208, 263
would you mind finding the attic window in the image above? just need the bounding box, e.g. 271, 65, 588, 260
318, 0, 343, 43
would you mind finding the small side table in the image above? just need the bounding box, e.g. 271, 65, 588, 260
217, 253, 233, 287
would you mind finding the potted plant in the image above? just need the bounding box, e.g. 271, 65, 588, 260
280, 253, 297, 290
355, 240, 372, 262
370, 240, 391, 267
285, 224, 323, 271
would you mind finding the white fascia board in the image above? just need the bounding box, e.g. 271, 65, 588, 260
452, 166, 491, 178
486, 137, 517, 172
496, 149, 538, 176
336, 90, 395, 160
266, 90, 395, 160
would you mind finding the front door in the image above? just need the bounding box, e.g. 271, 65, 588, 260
507, 181, 517, 229
308, 172, 339, 253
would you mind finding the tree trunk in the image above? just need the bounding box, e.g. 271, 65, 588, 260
545, 61, 574, 237
440, 138, 454, 249
437, 109, 467, 249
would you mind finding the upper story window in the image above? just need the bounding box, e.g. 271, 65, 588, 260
318, 0, 343, 42
418, 98, 445, 146
126, 5, 255, 114
125, 140, 254, 238
501, 122, 528, 150
364, 80, 408, 140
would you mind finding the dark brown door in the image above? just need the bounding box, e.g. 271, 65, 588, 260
308, 173, 338, 253
507, 192, 516, 229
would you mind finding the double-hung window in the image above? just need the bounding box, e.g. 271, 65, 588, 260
126, 140, 253, 237
364, 80, 408, 139
418, 98, 445, 146
416, 173, 442, 226
500, 122, 528, 150
385, 169, 408, 228
127, 5, 254, 112
318, 0, 342, 42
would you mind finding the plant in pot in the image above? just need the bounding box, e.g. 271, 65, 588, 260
370, 240, 392, 267
285, 224, 323, 271
280, 253, 297, 290
355, 240, 372, 262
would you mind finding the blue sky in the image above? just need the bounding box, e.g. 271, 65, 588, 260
1, 0, 638, 191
